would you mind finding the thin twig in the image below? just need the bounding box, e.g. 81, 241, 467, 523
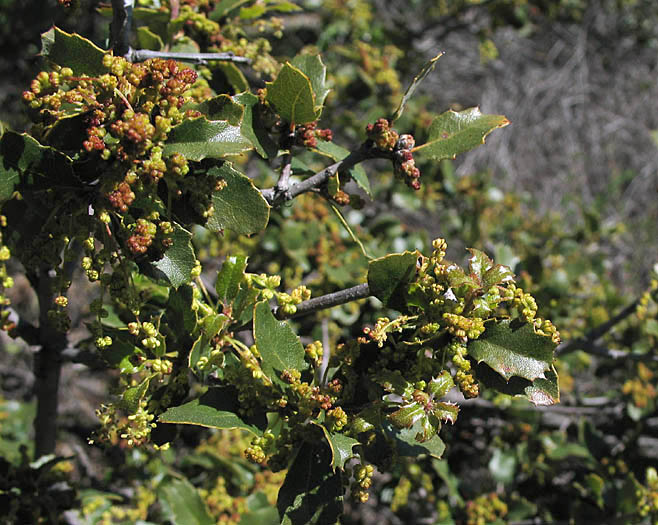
125, 49, 252, 65
556, 296, 643, 356
275, 283, 371, 320
261, 148, 375, 207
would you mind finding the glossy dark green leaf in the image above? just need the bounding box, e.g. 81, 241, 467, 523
392, 52, 443, 123
427, 371, 455, 398
152, 224, 197, 289
314, 141, 370, 196
233, 92, 278, 159
385, 419, 445, 458
206, 163, 270, 235
266, 63, 318, 125
158, 386, 266, 435
277, 442, 343, 525
166, 284, 197, 335
157, 476, 214, 525
41, 27, 107, 76
0, 132, 76, 202
253, 301, 307, 386
367, 251, 419, 311
414, 107, 509, 161
468, 320, 557, 382
475, 362, 560, 406
215, 255, 249, 304
316, 424, 360, 470
291, 54, 330, 115
433, 402, 459, 424
163, 117, 253, 161
195, 95, 245, 126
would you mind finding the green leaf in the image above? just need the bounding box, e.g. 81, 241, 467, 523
316, 424, 360, 470
277, 442, 343, 525
209, 0, 250, 20
136, 26, 164, 50
367, 251, 419, 311
157, 477, 214, 525
489, 448, 517, 485
41, 27, 107, 76
253, 301, 307, 387
392, 52, 443, 123
217, 62, 250, 92
239, 506, 279, 525
240, 4, 266, 18
468, 320, 557, 382
158, 386, 266, 435
215, 255, 249, 304
414, 107, 509, 161
266, 63, 318, 125
0, 132, 76, 202
206, 163, 270, 235
314, 141, 370, 196
233, 92, 278, 158
385, 419, 445, 459
195, 95, 245, 126
475, 362, 560, 406
291, 54, 330, 115
166, 284, 197, 336
120, 376, 152, 414
152, 224, 197, 289
163, 117, 253, 161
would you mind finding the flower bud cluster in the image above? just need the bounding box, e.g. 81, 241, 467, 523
465, 493, 508, 525
350, 462, 375, 503
365, 119, 421, 189
0, 221, 15, 334
294, 122, 333, 148
276, 285, 311, 315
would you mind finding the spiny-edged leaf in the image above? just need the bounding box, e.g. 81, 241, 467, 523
414, 107, 509, 161
316, 423, 360, 470
233, 92, 278, 159
158, 386, 266, 435
467, 248, 494, 280
384, 419, 445, 458
41, 27, 107, 76
389, 402, 425, 428
291, 54, 330, 115
120, 376, 152, 413
194, 95, 245, 126
277, 441, 343, 525
266, 63, 318, 125
314, 141, 370, 196
0, 132, 76, 201
468, 320, 557, 382
253, 301, 307, 387
206, 163, 270, 235
368, 251, 419, 311
152, 223, 197, 289
163, 117, 253, 161
392, 52, 443, 123
433, 402, 459, 424
166, 284, 197, 335
482, 263, 515, 289
157, 476, 214, 525
427, 371, 455, 398
475, 362, 560, 406
215, 254, 248, 304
